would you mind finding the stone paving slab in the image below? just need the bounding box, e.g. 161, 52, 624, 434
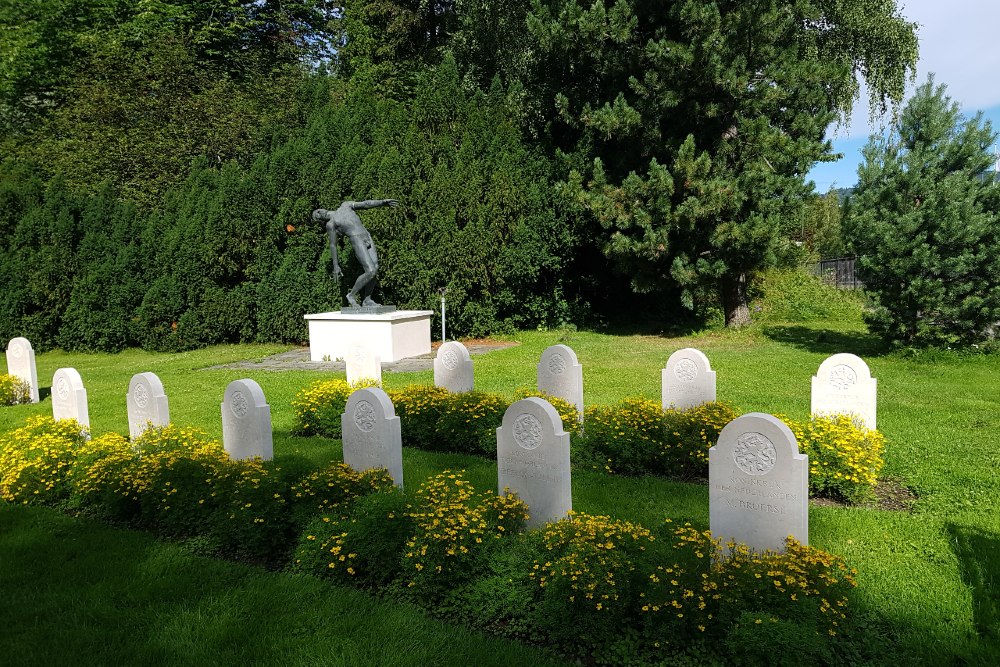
201, 341, 519, 373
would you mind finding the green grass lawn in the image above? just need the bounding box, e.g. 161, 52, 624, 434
2, 313, 999, 664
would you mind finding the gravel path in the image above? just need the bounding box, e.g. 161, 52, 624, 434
201, 340, 519, 373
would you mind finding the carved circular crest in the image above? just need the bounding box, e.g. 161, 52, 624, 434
512, 413, 543, 450
352, 346, 367, 363
56, 376, 70, 401
354, 400, 377, 432
133, 382, 150, 409
733, 432, 777, 476
441, 348, 459, 370
547, 353, 567, 375
674, 358, 698, 383
9, 341, 23, 359
230, 390, 250, 418
828, 364, 858, 390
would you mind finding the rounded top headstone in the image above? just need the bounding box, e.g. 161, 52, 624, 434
500, 397, 566, 445
539, 345, 579, 376
665, 348, 713, 383
223, 379, 267, 420
437, 341, 471, 370
344, 386, 396, 426
815, 353, 872, 389
129, 372, 166, 405
714, 413, 802, 463
53, 368, 84, 400
8, 337, 31, 359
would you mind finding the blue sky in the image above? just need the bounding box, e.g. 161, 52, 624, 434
806, 1, 1000, 192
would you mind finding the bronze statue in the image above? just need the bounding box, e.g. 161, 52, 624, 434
313, 200, 398, 309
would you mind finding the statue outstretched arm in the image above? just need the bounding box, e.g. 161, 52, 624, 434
350, 199, 399, 210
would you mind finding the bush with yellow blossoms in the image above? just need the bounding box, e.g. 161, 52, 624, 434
404, 471, 528, 597
293, 380, 580, 456
0, 373, 31, 406
0, 416, 89, 504
293, 488, 414, 587
290, 378, 354, 437
526, 512, 658, 653
781, 414, 885, 504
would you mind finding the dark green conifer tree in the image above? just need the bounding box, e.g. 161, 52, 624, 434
845, 77, 1000, 347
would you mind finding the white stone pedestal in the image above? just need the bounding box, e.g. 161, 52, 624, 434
304, 310, 434, 363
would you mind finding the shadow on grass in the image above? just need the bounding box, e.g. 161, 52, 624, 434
760, 325, 887, 357
948, 523, 1000, 656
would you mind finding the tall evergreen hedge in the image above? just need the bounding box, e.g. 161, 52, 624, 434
0, 63, 579, 352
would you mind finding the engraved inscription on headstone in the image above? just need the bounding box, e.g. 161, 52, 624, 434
51, 368, 89, 429
126, 372, 170, 439
709, 413, 808, 554
433, 341, 474, 393
811, 353, 877, 430
662, 348, 716, 411
537, 344, 584, 422
341, 387, 403, 487
497, 397, 571, 528
345, 342, 382, 386
222, 379, 273, 461
5, 337, 39, 403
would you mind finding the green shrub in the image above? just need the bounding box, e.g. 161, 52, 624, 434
526, 512, 657, 654
431, 391, 509, 456
288, 462, 395, 525
580, 399, 738, 477
0, 373, 31, 406
293, 489, 413, 588
387, 384, 450, 449
782, 414, 885, 504
0, 416, 89, 504
403, 471, 528, 599
291, 378, 353, 437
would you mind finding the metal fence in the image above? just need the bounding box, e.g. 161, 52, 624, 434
813, 257, 862, 289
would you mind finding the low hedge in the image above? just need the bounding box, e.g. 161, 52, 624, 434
293, 380, 884, 504
0, 373, 31, 406
291, 380, 580, 455
1, 416, 861, 665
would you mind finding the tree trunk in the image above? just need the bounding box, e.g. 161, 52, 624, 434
722, 273, 751, 328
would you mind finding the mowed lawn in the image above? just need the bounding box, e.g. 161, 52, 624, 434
2, 316, 999, 664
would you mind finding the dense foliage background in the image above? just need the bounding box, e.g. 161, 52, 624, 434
0, 1, 921, 351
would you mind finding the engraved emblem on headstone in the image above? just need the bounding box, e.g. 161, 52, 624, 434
513, 413, 543, 450
10, 342, 23, 359
441, 348, 459, 370
56, 376, 70, 401
133, 383, 150, 409
547, 353, 567, 375
733, 431, 777, 476
828, 364, 858, 390
674, 358, 698, 383
230, 391, 249, 418
354, 400, 377, 432
352, 346, 366, 363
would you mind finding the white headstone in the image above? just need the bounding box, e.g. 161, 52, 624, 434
662, 347, 717, 410
497, 397, 571, 528
345, 342, 382, 386
537, 344, 583, 422
5, 337, 39, 403
433, 341, 474, 393
709, 413, 808, 554
811, 353, 877, 430
341, 387, 403, 487
222, 379, 273, 461
127, 372, 170, 439
51, 368, 89, 429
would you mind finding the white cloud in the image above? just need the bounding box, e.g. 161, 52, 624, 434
833, 0, 1000, 139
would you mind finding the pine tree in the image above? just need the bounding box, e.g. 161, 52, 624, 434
844, 76, 1000, 347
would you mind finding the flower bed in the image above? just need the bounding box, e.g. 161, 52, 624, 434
0, 373, 31, 406
1, 416, 860, 665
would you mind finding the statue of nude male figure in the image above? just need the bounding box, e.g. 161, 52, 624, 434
312, 199, 398, 308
